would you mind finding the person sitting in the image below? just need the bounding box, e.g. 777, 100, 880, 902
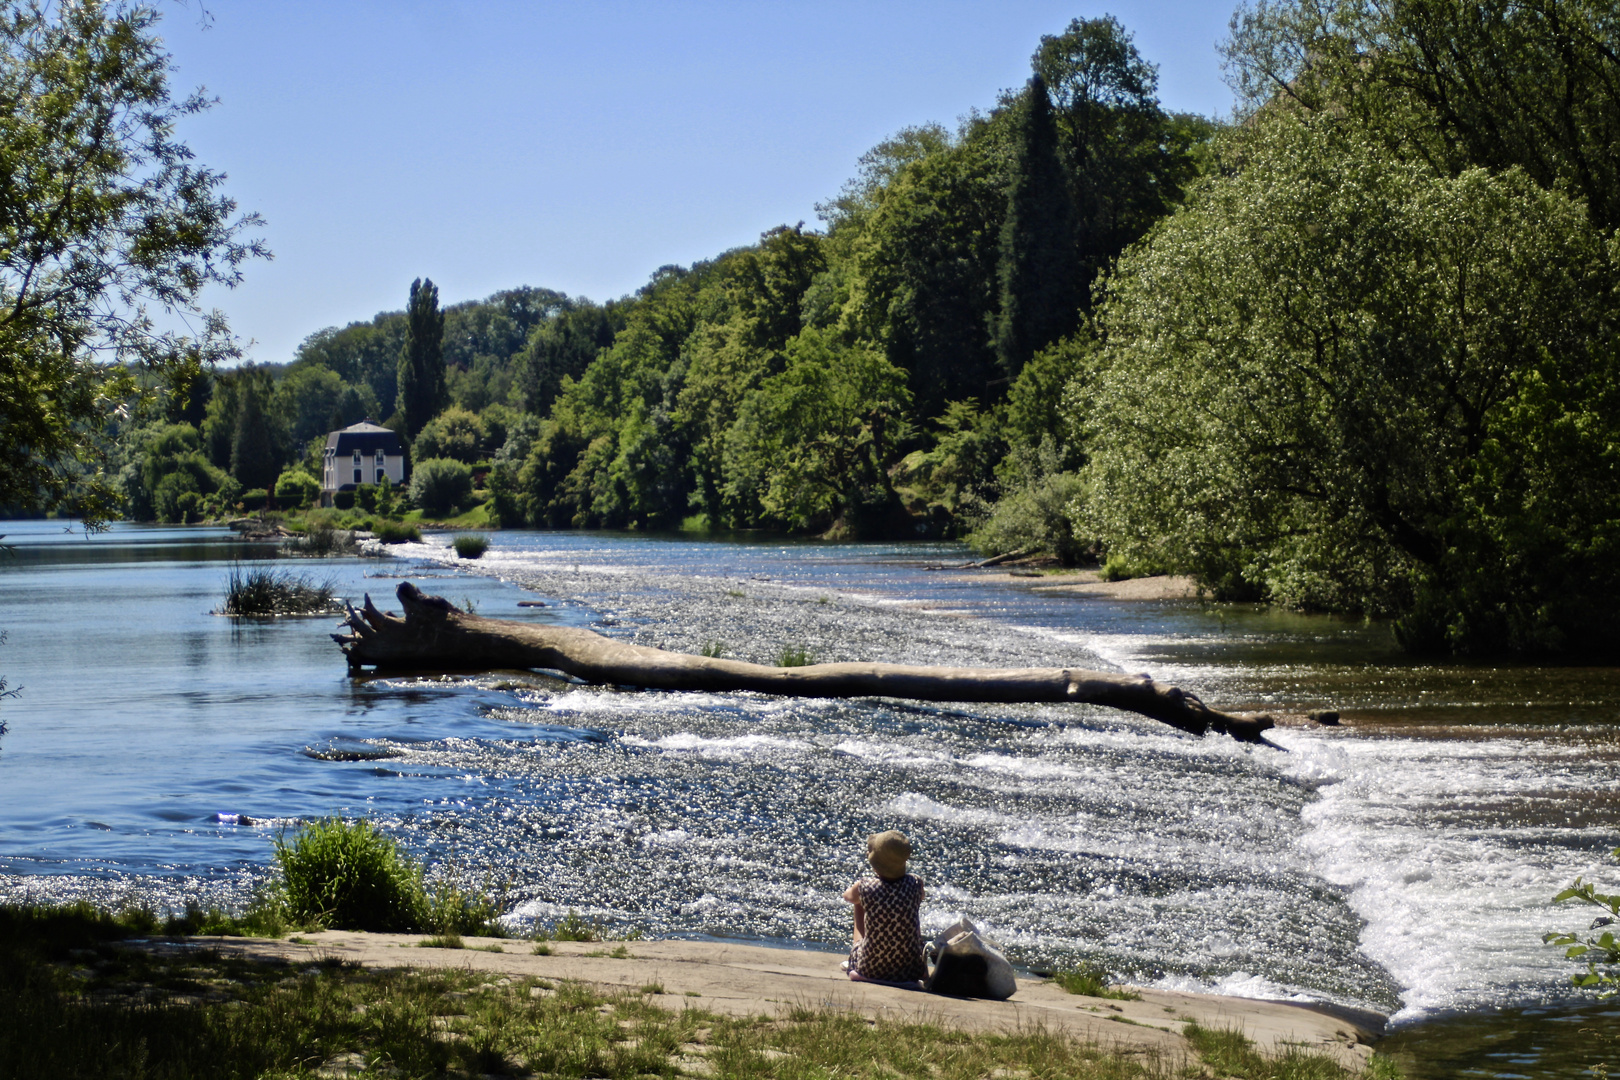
842, 829, 927, 986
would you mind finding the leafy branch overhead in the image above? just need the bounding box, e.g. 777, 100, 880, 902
0, 0, 267, 527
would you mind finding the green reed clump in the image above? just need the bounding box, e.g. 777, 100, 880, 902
371, 519, 422, 544
776, 644, 815, 667
268, 818, 502, 935
1053, 963, 1142, 1001
452, 533, 490, 559
272, 818, 425, 932
217, 564, 340, 616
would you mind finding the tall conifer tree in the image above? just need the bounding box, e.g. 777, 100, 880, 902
397, 277, 447, 439
995, 74, 1080, 378
230, 376, 277, 490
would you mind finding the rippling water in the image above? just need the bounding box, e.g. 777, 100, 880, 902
2, 520, 1617, 1075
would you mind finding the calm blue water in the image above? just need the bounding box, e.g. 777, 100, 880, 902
2, 519, 1618, 1076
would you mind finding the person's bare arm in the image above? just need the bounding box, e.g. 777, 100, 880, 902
843, 881, 865, 942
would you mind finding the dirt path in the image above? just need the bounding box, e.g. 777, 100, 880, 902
171, 932, 1380, 1069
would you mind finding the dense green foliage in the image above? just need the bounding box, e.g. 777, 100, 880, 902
87, 5, 1618, 655
995, 74, 1080, 378
0, 1, 264, 527
397, 276, 447, 439
410, 456, 474, 516
1066, 0, 1620, 655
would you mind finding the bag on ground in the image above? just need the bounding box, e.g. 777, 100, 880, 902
924, 917, 1016, 1000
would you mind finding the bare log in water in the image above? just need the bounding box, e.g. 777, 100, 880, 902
333, 582, 1274, 744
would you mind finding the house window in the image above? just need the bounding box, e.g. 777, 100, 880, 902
376, 468, 386, 483
351, 450, 361, 466
353, 469, 363, 483
375, 450, 385, 466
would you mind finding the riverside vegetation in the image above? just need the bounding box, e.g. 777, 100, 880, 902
13, 3, 1616, 658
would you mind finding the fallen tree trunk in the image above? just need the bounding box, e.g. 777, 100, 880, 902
334, 582, 1273, 744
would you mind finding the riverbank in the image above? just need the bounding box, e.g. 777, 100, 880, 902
138, 931, 1380, 1071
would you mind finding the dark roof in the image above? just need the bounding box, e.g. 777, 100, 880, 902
325, 421, 403, 454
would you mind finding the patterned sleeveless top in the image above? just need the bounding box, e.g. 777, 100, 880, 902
849, 873, 926, 982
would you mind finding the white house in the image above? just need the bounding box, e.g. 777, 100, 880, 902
322, 420, 405, 503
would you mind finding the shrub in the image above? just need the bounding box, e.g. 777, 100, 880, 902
413, 407, 486, 464
372, 520, 422, 544
452, 533, 489, 559
332, 490, 355, 510
273, 469, 321, 510
969, 470, 1090, 565
272, 818, 427, 932
217, 565, 339, 616
1052, 964, 1140, 1000
410, 457, 473, 516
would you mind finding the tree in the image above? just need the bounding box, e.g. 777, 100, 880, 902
0, 1, 265, 527
995, 74, 1079, 379
397, 277, 446, 439
409, 457, 472, 517
1224, 0, 1620, 230
230, 373, 278, 491
1079, 112, 1619, 654
412, 405, 486, 464
847, 132, 1007, 419
1036, 16, 1210, 288
722, 328, 913, 535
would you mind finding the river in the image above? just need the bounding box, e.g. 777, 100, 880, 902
0, 519, 1615, 1076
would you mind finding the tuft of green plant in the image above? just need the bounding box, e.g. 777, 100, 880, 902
418, 932, 463, 949
776, 644, 815, 667
271, 818, 427, 932
371, 519, 422, 544
1052, 964, 1141, 1001
424, 877, 505, 937
640, 983, 664, 995
1098, 551, 1166, 582
531, 942, 553, 956
452, 533, 490, 559
217, 564, 340, 617
699, 640, 726, 658
532, 910, 604, 943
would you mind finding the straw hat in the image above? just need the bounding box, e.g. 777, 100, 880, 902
867, 830, 912, 880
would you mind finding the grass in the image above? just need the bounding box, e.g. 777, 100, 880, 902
1182, 1021, 1402, 1079
371, 519, 422, 544
531, 909, 608, 942
418, 932, 464, 949
216, 564, 340, 616
286, 519, 356, 556
268, 817, 504, 936
700, 639, 726, 658
452, 532, 490, 559
776, 644, 816, 667
0, 903, 1402, 1080
1054, 963, 1143, 1001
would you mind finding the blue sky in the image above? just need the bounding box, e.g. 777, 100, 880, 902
160, 2, 1239, 365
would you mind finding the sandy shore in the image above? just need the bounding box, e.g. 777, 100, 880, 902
166, 932, 1381, 1069
946, 568, 1203, 602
